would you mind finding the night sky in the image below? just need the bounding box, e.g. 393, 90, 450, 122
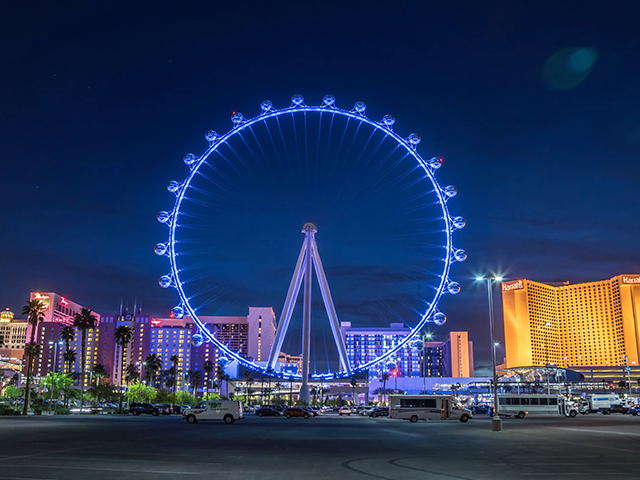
2, 1, 639, 373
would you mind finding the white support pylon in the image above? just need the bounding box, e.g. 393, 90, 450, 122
267, 223, 352, 402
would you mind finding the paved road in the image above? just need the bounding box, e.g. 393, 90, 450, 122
1, 413, 640, 479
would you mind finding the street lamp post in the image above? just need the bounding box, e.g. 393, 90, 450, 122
476, 275, 503, 432
47, 341, 63, 415
622, 355, 632, 397
422, 333, 433, 394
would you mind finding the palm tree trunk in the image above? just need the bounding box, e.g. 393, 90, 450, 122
80, 330, 86, 412
22, 326, 37, 416
119, 344, 124, 411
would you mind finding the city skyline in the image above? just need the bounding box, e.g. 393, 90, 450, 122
2, 2, 639, 371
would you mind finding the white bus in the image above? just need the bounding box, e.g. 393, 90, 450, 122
388, 395, 472, 422
497, 394, 577, 418
182, 400, 244, 424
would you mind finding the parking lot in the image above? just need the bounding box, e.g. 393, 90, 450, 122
1, 412, 639, 479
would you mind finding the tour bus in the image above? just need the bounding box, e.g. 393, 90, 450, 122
497, 394, 577, 418
388, 395, 472, 422
182, 400, 244, 424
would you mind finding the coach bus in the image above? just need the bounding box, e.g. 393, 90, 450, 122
497, 394, 577, 418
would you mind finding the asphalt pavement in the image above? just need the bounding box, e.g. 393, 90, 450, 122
1, 412, 639, 479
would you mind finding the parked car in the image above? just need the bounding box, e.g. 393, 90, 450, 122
360, 406, 375, 416
255, 407, 281, 416
183, 401, 243, 424
284, 407, 312, 419
628, 406, 640, 416
339, 406, 351, 416
602, 404, 631, 415
369, 407, 389, 417
129, 403, 161, 416
303, 407, 318, 417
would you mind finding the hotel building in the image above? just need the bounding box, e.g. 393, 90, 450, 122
502, 275, 640, 369
340, 322, 474, 378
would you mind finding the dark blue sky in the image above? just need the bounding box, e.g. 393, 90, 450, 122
2, 1, 639, 371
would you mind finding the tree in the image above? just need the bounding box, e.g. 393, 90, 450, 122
144, 354, 162, 387
21, 298, 47, 415
350, 377, 358, 405
216, 364, 227, 396
170, 354, 179, 397
92, 363, 108, 386
203, 360, 214, 399
380, 372, 390, 405
189, 370, 201, 398
265, 367, 275, 404
114, 325, 133, 410
126, 381, 156, 403
60, 325, 75, 373
125, 362, 139, 386
244, 371, 254, 406
73, 308, 98, 412
274, 382, 283, 403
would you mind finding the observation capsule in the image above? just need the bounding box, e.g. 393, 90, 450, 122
205, 130, 219, 144
322, 94, 336, 107
171, 305, 184, 319
433, 312, 447, 326
452, 216, 466, 229
428, 157, 443, 169
231, 112, 246, 127
191, 333, 204, 347
183, 153, 197, 166
157, 211, 171, 224
407, 133, 421, 146
291, 94, 304, 106
443, 185, 457, 198
410, 339, 424, 350
448, 282, 461, 295
454, 249, 467, 262
260, 100, 273, 113
158, 275, 172, 288
353, 101, 366, 114
167, 181, 181, 193
382, 114, 396, 128
154, 243, 167, 256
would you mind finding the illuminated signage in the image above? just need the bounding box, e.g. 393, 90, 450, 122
60, 297, 69, 307
502, 279, 524, 292
32, 293, 51, 310
621, 275, 640, 285
151, 319, 162, 327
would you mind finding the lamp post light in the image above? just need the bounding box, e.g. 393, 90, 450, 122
47, 341, 63, 415
422, 333, 433, 394
476, 275, 503, 432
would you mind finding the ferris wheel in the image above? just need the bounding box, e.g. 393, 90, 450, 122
156, 94, 466, 381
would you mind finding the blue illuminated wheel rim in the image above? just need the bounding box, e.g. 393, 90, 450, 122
156, 94, 465, 380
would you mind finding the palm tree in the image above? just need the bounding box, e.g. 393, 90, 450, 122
21, 298, 47, 415
73, 308, 97, 412
92, 363, 108, 386
274, 382, 283, 403
170, 354, 179, 397
60, 325, 75, 373
203, 360, 214, 398
114, 325, 133, 411
350, 376, 358, 405
244, 371, 254, 406
216, 364, 226, 395
62, 350, 76, 406
144, 354, 162, 387
125, 362, 139, 388
380, 372, 390, 405
265, 366, 275, 404
190, 370, 201, 398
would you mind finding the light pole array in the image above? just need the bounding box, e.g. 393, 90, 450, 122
476, 275, 503, 431
622, 355, 633, 397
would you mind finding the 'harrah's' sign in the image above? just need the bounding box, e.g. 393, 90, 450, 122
502, 279, 524, 292
621, 275, 640, 285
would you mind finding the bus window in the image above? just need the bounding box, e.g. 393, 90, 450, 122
521, 398, 530, 405
549, 398, 558, 406
539, 398, 548, 405
512, 398, 521, 405
530, 398, 539, 405
399, 398, 437, 408
499, 398, 507, 405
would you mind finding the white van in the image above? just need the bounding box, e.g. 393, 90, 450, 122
388, 395, 472, 422
182, 400, 243, 424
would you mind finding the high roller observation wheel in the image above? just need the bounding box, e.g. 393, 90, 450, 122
155, 94, 467, 381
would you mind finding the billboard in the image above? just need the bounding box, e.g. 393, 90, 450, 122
621, 275, 640, 285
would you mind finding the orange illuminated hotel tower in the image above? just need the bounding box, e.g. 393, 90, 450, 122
501, 275, 640, 369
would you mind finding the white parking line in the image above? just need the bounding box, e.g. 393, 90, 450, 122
556, 427, 640, 437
